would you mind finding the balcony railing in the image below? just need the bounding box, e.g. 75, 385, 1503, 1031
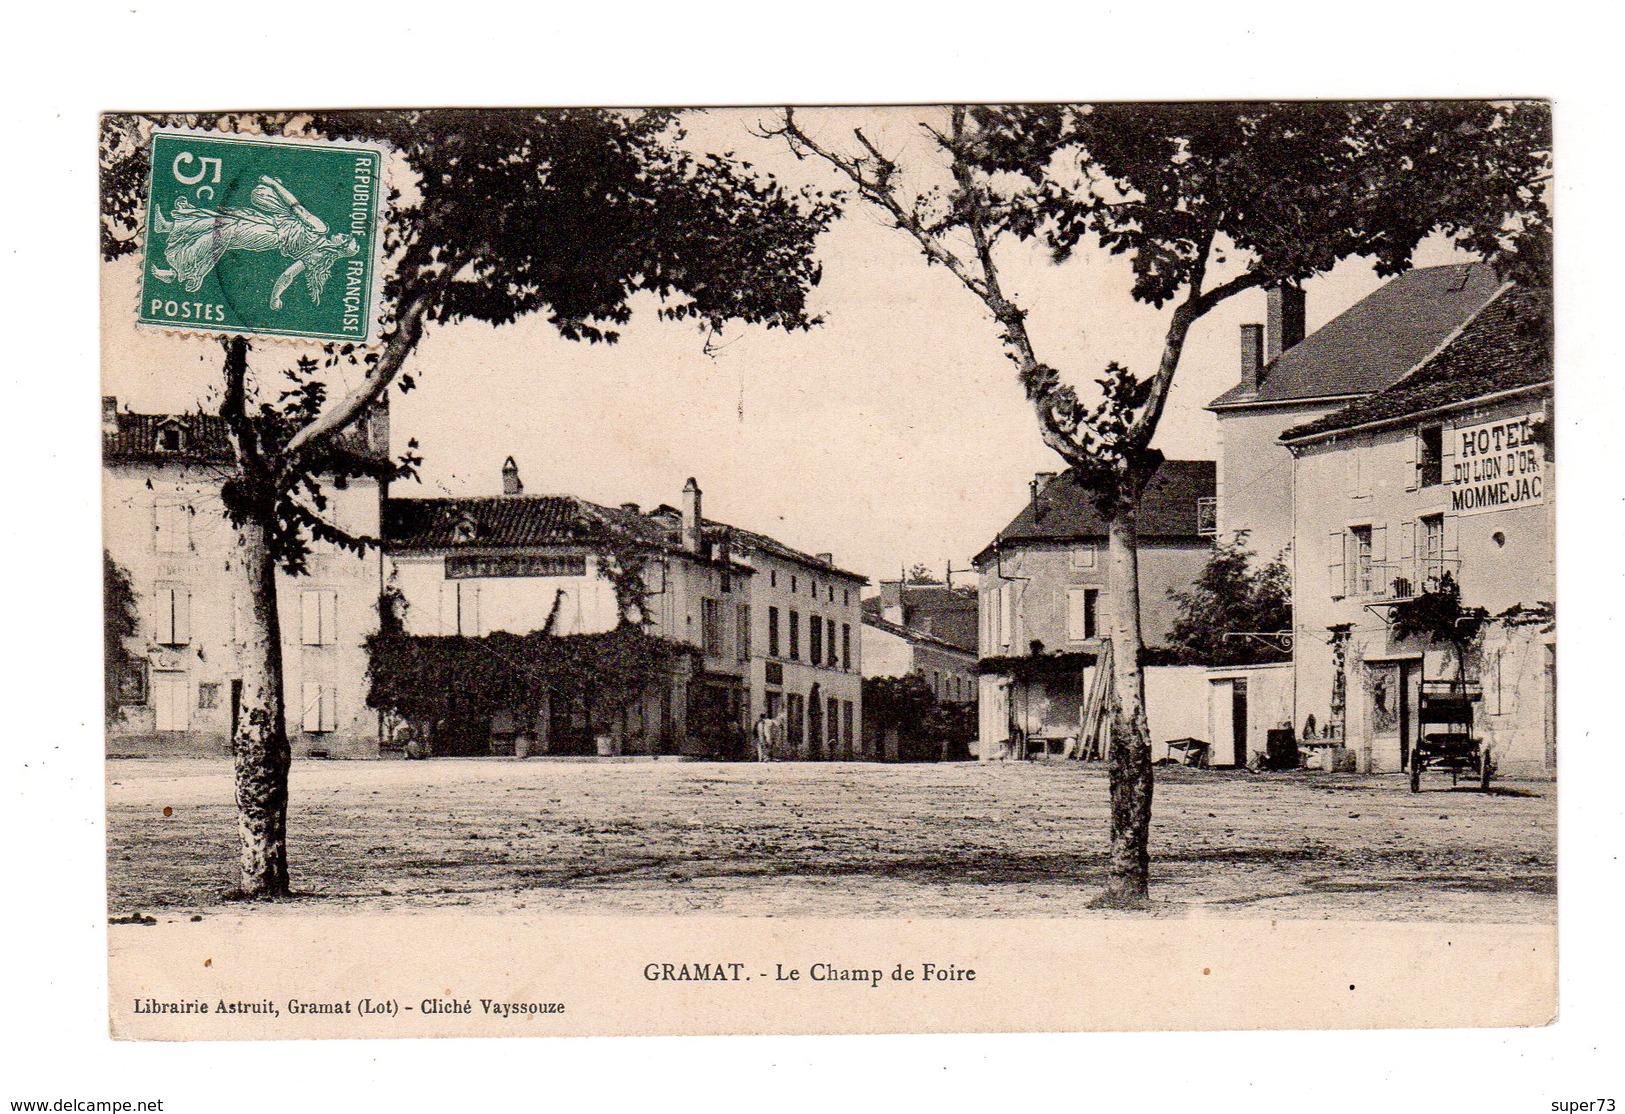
1367, 557, 1462, 601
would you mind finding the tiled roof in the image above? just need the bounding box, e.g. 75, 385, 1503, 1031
1281, 285, 1551, 442
103, 412, 233, 464
103, 405, 389, 466
647, 507, 869, 583
384, 495, 674, 552
1208, 264, 1507, 409
861, 612, 978, 658
975, 458, 1215, 565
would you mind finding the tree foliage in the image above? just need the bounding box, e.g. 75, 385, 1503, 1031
103, 550, 140, 724
366, 627, 690, 725
1390, 572, 1490, 681
1166, 533, 1292, 665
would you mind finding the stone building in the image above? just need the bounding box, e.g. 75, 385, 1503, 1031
102, 397, 389, 757
1282, 283, 1554, 776
971, 460, 1216, 759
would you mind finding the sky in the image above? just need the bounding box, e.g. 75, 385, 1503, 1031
101, 106, 1468, 586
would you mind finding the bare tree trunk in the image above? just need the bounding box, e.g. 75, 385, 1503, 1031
1095, 510, 1154, 907
232, 510, 292, 898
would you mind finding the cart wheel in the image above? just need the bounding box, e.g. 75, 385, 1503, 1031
1409, 761, 1421, 794
1479, 750, 1493, 791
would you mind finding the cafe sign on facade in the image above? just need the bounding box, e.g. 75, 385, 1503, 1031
1449, 413, 1546, 516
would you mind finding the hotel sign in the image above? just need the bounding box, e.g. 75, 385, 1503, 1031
1449, 414, 1546, 516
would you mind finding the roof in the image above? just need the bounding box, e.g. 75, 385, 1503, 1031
975, 458, 1215, 565
103, 412, 233, 464
647, 507, 869, 584
1281, 285, 1551, 442
384, 495, 676, 552
861, 612, 977, 658
1207, 264, 1507, 409
103, 404, 389, 466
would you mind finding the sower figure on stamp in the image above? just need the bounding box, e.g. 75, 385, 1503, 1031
150, 176, 359, 309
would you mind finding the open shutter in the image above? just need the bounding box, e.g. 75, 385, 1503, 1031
1371, 525, 1389, 597
1403, 429, 1418, 492
1399, 520, 1417, 594
302, 682, 323, 732
175, 589, 191, 646
321, 591, 338, 645
1327, 530, 1345, 598
322, 685, 338, 732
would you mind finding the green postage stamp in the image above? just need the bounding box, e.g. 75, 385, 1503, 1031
139, 130, 386, 343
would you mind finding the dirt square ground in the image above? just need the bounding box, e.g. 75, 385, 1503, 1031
105, 757, 1555, 922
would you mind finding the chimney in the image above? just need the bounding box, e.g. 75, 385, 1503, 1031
621, 502, 640, 514
816, 552, 833, 566
1030, 471, 1058, 503
1239, 323, 1265, 391
682, 477, 702, 554
501, 456, 523, 496
1266, 284, 1306, 364
101, 396, 119, 442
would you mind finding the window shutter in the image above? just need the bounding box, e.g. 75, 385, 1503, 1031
1067, 589, 1088, 641
302, 682, 323, 732
323, 685, 339, 732
1403, 430, 1418, 492
154, 589, 171, 645
1327, 530, 1345, 598
321, 591, 337, 645
175, 589, 191, 646
1399, 520, 1416, 591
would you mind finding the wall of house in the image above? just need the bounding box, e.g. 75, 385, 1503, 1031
1290, 393, 1555, 775
386, 550, 620, 637
977, 539, 1211, 657
1203, 662, 1295, 768
1145, 665, 1210, 762
1215, 401, 1342, 566
861, 625, 976, 704
745, 553, 864, 759
104, 462, 383, 758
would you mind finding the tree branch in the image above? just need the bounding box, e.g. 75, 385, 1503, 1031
280, 287, 436, 464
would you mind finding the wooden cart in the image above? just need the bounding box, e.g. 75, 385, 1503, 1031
1409, 679, 1492, 793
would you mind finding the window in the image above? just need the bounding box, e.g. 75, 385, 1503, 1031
440, 581, 480, 636
810, 615, 823, 665
768, 606, 780, 657
841, 624, 851, 671
791, 575, 798, 594
156, 425, 184, 453
1420, 514, 1446, 582
301, 682, 338, 733
1418, 425, 1444, 488
1070, 543, 1097, 569
155, 500, 191, 553
787, 692, 805, 752
1067, 588, 1099, 641
828, 696, 840, 750
826, 620, 836, 667
789, 611, 800, 660
843, 589, 850, 606
155, 586, 191, 646
1196, 497, 1218, 537
197, 682, 220, 710
152, 671, 189, 732
301, 589, 338, 646
765, 661, 783, 687
701, 598, 725, 657
827, 585, 834, 603
736, 604, 751, 662
770, 569, 777, 588
842, 701, 854, 755
766, 690, 783, 718
1349, 525, 1374, 596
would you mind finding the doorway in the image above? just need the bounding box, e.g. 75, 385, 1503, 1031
1229, 679, 1249, 767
